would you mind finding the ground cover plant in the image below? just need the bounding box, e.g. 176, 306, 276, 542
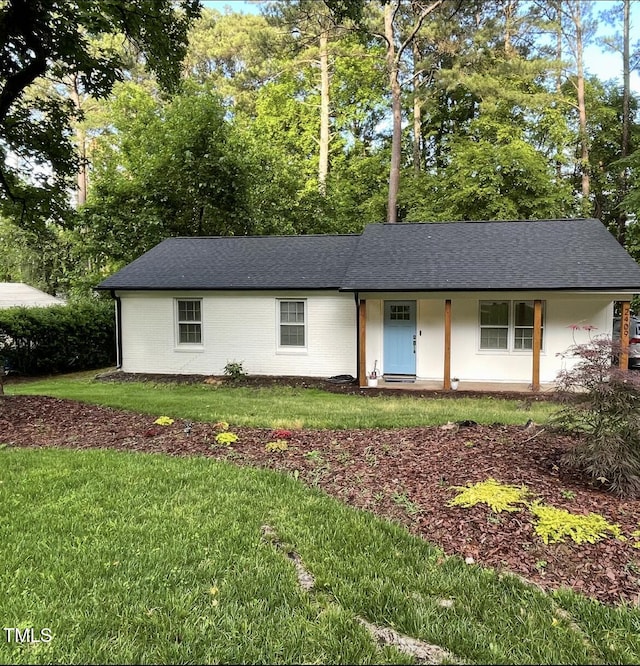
3, 371, 640, 663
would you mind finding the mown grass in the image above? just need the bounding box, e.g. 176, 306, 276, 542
1, 447, 639, 665
5, 370, 558, 428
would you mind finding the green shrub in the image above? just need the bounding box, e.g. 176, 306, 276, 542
554, 335, 640, 498
223, 360, 246, 380
448, 478, 530, 513
529, 502, 625, 545
214, 432, 238, 446
265, 439, 289, 452
0, 300, 115, 375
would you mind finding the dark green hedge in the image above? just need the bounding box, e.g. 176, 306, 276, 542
0, 300, 116, 375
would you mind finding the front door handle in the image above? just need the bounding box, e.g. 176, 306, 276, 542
413, 334, 416, 353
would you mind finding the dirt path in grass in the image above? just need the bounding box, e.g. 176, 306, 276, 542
2, 389, 640, 607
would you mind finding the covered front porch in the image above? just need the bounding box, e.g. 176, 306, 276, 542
355, 293, 632, 392
368, 378, 558, 394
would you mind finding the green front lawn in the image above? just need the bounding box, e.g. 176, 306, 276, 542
5, 370, 558, 428
1, 446, 638, 665
5, 371, 635, 664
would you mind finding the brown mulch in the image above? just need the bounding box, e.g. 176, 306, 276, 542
2, 376, 640, 607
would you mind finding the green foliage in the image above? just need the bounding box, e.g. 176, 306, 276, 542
529, 502, 625, 545
0, 0, 200, 230
153, 416, 175, 426
6, 376, 558, 429
449, 477, 626, 546
183, 9, 281, 113
0, 301, 115, 375
402, 132, 574, 222
265, 439, 289, 452
214, 432, 239, 446
223, 360, 247, 381
3, 446, 634, 665
447, 478, 530, 513
82, 82, 254, 263
2, 0, 640, 298
554, 336, 640, 498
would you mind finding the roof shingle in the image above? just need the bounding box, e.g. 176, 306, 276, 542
97, 234, 359, 290
342, 219, 640, 291
97, 219, 640, 293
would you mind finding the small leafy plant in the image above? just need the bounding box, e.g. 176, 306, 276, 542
529, 502, 625, 545
449, 478, 627, 546
215, 432, 238, 446
272, 429, 293, 439
448, 478, 530, 513
392, 492, 420, 516
265, 439, 289, 452
153, 416, 174, 426
305, 450, 323, 464
223, 361, 246, 381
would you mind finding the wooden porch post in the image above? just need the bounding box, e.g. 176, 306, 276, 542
620, 300, 630, 371
532, 299, 542, 392
444, 299, 451, 390
358, 299, 367, 387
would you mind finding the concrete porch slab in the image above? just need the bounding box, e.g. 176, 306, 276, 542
368, 379, 558, 394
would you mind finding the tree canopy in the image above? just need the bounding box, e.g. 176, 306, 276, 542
0, 0, 200, 228
0, 0, 639, 298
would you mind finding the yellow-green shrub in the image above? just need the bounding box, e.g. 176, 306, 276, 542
265, 439, 289, 452
529, 502, 625, 545
214, 432, 238, 446
448, 478, 530, 513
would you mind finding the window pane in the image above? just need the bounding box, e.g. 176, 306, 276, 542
390, 305, 410, 320
280, 301, 304, 324
480, 302, 508, 326
514, 328, 533, 349
514, 327, 543, 350
280, 324, 305, 346
178, 300, 201, 322
514, 301, 534, 327
481, 328, 508, 349
179, 323, 201, 344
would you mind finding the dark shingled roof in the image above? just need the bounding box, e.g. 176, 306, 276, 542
341, 218, 640, 291
97, 219, 640, 292
97, 234, 360, 290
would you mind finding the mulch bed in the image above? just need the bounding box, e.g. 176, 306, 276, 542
1, 379, 640, 607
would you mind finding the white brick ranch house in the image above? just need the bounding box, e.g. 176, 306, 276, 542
97, 219, 640, 391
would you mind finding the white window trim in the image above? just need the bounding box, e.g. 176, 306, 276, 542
175, 298, 204, 350
478, 300, 545, 353
276, 298, 308, 353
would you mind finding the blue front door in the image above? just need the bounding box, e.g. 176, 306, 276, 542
383, 301, 416, 375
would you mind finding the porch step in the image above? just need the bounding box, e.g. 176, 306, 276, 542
383, 374, 416, 383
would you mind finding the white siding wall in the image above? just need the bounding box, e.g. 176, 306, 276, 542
118, 290, 356, 377
363, 291, 620, 384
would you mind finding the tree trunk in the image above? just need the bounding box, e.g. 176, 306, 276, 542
503, 0, 516, 56
318, 27, 330, 195
617, 0, 630, 244
385, 1, 402, 224
412, 41, 422, 173
68, 74, 87, 207
554, 0, 563, 182
573, 3, 590, 210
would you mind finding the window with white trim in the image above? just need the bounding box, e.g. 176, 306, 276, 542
279, 300, 306, 347
479, 300, 544, 351
176, 299, 202, 344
